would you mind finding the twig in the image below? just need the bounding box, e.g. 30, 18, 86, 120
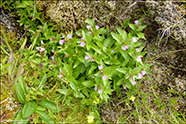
36, 0, 40, 5
52, 0, 63, 19
61, 78, 68, 84
147, 49, 186, 62
123, 2, 137, 14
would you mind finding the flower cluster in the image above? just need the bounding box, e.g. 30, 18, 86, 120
59, 33, 73, 45
138, 70, 146, 79
95, 85, 103, 94
36, 40, 46, 52
85, 55, 94, 62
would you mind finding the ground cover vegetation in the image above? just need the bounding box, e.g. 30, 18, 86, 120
1, 0, 185, 123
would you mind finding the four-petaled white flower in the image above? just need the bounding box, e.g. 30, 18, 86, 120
98, 65, 103, 70
94, 86, 97, 91
132, 37, 137, 42
102, 75, 107, 81
59, 40, 64, 45
36, 47, 45, 52
138, 73, 143, 79
136, 56, 142, 62
136, 48, 140, 52
67, 34, 72, 39
80, 41, 85, 47
85, 55, 90, 60
122, 45, 129, 51
134, 20, 139, 25
95, 25, 100, 30
86, 25, 91, 30
41, 40, 43, 45
98, 89, 103, 94
142, 70, 146, 75
132, 80, 137, 85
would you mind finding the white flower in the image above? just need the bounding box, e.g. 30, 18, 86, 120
88, 115, 94, 123
95, 25, 100, 30
142, 70, 146, 75
132, 37, 137, 42
86, 25, 91, 30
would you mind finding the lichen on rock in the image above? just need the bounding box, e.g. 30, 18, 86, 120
37, 1, 139, 32
145, 1, 186, 45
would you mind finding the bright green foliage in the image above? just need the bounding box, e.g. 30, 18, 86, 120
29, 17, 150, 104
14, 74, 58, 123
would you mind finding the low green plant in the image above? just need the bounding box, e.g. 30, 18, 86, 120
23, 17, 150, 122
14, 75, 60, 124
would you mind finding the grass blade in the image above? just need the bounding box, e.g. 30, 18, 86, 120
1, 29, 12, 52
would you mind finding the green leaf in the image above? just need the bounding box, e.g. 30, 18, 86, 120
95, 39, 103, 48
87, 63, 97, 75
137, 32, 146, 40
116, 78, 125, 85
17, 1, 33, 8
85, 18, 95, 26
22, 101, 37, 118
58, 89, 68, 95
104, 89, 114, 94
103, 37, 112, 48
94, 34, 105, 42
35, 110, 54, 123
90, 43, 102, 54
122, 59, 129, 67
111, 32, 122, 44
73, 60, 81, 69
113, 59, 121, 65
144, 64, 152, 69
80, 64, 86, 73
116, 27, 123, 36
104, 67, 115, 77
73, 65, 81, 79
100, 93, 109, 103
38, 99, 60, 112
36, 106, 47, 111
104, 58, 111, 65
129, 24, 136, 31
39, 73, 47, 87
18, 75, 27, 94
20, 37, 27, 51
70, 82, 78, 92
120, 50, 129, 60
95, 76, 102, 84
122, 18, 130, 28
137, 25, 147, 32
74, 92, 85, 98
29, 33, 39, 51
1, 63, 12, 70
14, 110, 21, 123
116, 68, 128, 74
14, 82, 26, 104
1, 30, 12, 52
82, 81, 94, 87
81, 88, 89, 97
132, 66, 143, 74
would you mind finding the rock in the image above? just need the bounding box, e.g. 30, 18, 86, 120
37, 1, 140, 32
145, 1, 186, 45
